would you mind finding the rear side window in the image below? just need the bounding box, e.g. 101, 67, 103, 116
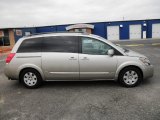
17, 38, 42, 53
42, 36, 78, 53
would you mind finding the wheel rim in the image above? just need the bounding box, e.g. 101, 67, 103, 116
123, 70, 138, 85
24, 72, 37, 86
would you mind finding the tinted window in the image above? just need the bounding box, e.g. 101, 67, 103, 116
42, 36, 78, 53
17, 38, 42, 53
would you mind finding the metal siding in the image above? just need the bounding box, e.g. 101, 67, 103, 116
146, 21, 152, 38
120, 21, 146, 40
92, 23, 106, 39
36, 26, 56, 33
119, 22, 129, 40
14, 19, 160, 42
56, 25, 68, 31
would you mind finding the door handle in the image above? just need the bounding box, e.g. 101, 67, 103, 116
81, 57, 89, 60
69, 57, 77, 60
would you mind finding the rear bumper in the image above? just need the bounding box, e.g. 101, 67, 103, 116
143, 65, 154, 79
4, 64, 19, 80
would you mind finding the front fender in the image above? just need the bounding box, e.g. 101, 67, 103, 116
115, 61, 144, 80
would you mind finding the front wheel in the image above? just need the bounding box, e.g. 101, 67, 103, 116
20, 69, 42, 88
118, 67, 143, 87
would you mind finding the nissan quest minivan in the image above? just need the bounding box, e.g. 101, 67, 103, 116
4, 32, 154, 88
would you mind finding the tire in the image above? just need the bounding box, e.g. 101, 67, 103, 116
20, 69, 43, 89
118, 67, 143, 87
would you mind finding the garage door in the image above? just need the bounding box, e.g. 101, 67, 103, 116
152, 24, 160, 38
129, 25, 142, 40
107, 26, 119, 40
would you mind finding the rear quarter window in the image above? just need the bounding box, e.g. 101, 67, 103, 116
17, 38, 42, 53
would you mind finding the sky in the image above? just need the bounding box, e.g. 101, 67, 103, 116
0, 0, 159, 28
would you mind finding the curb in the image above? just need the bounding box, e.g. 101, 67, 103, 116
111, 38, 160, 42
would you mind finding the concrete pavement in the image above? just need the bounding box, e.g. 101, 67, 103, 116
0, 39, 160, 120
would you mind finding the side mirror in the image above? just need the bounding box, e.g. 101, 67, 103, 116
108, 49, 114, 56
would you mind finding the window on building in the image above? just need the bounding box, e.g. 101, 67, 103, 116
82, 29, 87, 33
0, 30, 10, 46
75, 29, 79, 32
74, 29, 87, 33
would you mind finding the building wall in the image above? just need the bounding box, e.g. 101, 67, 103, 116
146, 19, 160, 38
13, 19, 160, 41
0, 29, 15, 52
9, 29, 15, 47
14, 28, 37, 42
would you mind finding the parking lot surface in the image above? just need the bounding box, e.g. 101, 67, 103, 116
0, 40, 160, 120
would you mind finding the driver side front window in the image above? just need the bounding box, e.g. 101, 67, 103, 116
82, 37, 112, 55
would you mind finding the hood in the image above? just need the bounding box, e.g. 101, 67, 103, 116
125, 50, 146, 58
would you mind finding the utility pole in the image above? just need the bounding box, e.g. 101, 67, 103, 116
123, 16, 125, 21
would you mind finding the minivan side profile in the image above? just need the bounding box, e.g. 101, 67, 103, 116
4, 32, 154, 88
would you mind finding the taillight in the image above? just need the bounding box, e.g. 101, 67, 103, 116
6, 53, 16, 64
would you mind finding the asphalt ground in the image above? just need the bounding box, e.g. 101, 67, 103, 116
0, 39, 160, 120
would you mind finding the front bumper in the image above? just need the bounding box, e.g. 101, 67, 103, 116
143, 65, 154, 79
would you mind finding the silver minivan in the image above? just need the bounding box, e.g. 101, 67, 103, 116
4, 32, 154, 88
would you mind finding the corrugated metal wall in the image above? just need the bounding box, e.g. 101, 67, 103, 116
14, 19, 160, 41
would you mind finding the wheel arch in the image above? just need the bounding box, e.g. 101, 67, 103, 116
115, 65, 143, 80
19, 67, 45, 81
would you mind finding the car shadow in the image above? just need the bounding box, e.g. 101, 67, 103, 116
42, 80, 120, 88
10, 78, 152, 89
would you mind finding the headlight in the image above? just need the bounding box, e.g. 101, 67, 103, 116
139, 57, 151, 66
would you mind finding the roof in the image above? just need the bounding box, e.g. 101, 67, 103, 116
0, 18, 160, 29
23, 31, 90, 38
66, 23, 94, 30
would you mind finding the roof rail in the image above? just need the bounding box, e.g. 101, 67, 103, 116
24, 31, 84, 37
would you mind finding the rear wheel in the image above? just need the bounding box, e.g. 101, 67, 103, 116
119, 67, 142, 87
20, 69, 42, 88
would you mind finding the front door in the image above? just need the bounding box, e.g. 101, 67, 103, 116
79, 37, 117, 80
42, 36, 79, 80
